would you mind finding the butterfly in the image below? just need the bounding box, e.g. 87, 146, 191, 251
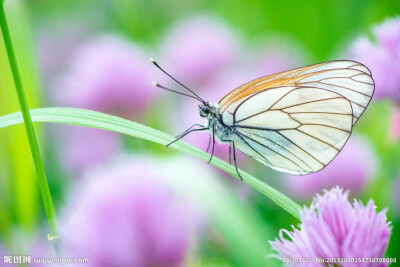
151, 59, 374, 179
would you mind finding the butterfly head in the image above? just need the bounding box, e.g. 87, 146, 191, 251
199, 102, 211, 118
199, 102, 221, 129
200, 102, 219, 118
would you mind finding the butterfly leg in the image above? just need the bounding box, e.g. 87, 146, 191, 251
167, 126, 208, 147
174, 123, 204, 138
228, 144, 232, 165
207, 126, 215, 164
232, 141, 243, 181
206, 134, 212, 153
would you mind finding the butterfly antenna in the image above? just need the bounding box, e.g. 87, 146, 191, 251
150, 58, 206, 103
152, 82, 202, 102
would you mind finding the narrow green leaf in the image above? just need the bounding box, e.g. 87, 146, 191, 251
0, 2, 60, 252
0, 107, 302, 220
0, 0, 41, 237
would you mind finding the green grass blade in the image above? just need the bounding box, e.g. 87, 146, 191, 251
0, 0, 42, 238
0, 107, 302, 220
0, 2, 60, 250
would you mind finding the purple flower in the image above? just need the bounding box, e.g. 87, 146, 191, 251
54, 35, 156, 118
161, 15, 238, 86
0, 245, 14, 266
58, 126, 119, 173
37, 20, 91, 79
389, 107, 400, 141
284, 137, 375, 199
61, 156, 202, 267
52, 35, 157, 172
0, 233, 56, 266
351, 17, 400, 102
270, 187, 392, 267
251, 39, 307, 77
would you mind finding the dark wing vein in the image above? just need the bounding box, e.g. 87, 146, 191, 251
232, 86, 297, 125
349, 77, 374, 85
295, 128, 340, 152
235, 94, 343, 125
285, 113, 345, 151
234, 125, 298, 131
316, 80, 372, 97
241, 130, 312, 171
351, 101, 367, 108
275, 131, 326, 167
235, 132, 273, 166
239, 132, 305, 171
285, 111, 352, 115
273, 97, 344, 111
298, 123, 351, 133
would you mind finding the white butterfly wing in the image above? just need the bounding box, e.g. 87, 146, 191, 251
219, 60, 374, 125
221, 86, 354, 175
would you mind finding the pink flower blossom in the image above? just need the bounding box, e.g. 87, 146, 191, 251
54, 35, 156, 118
351, 17, 400, 102
161, 15, 238, 87
284, 137, 375, 199
38, 20, 91, 78
61, 156, 202, 267
351, 17, 400, 142
58, 126, 119, 173
52, 35, 157, 172
389, 106, 400, 141
251, 39, 307, 77
270, 187, 392, 267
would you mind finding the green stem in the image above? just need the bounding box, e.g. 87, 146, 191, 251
0, 2, 61, 252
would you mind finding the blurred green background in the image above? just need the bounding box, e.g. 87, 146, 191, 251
1, 0, 399, 266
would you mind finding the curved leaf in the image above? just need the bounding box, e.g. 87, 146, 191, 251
0, 107, 302, 220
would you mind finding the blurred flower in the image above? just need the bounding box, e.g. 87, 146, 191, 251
52, 35, 157, 172
161, 15, 238, 86
284, 137, 375, 199
270, 187, 392, 266
0, 232, 57, 267
54, 34, 156, 118
389, 106, 400, 141
38, 20, 92, 79
61, 156, 202, 267
0, 245, 12, 265
351, 17, 400, 102
251, 38, 307, 77
59, 127, 119, 173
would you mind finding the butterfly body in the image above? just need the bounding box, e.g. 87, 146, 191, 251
200, 103, 234, 144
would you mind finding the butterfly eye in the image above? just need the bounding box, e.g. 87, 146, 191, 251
199, 105, 210, 118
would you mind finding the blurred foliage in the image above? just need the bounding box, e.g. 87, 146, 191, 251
28, 0, 400, 60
